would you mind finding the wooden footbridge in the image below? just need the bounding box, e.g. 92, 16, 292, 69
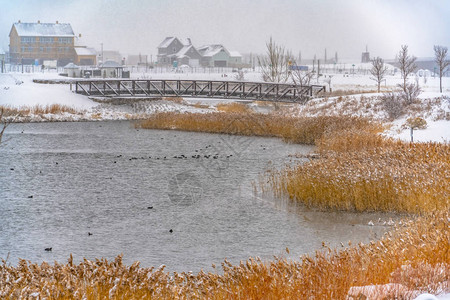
73, 79, 325, 102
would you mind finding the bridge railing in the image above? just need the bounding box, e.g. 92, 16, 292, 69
74, 79, 325, 102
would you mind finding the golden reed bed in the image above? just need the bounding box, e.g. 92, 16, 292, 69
1, 212, 447, 299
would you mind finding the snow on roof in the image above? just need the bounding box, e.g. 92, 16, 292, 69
197, 44, 229, 57
63, 63, 80, 69
74, 47, 97, 56
158, 37, 177, 48
176, 45, 197, 58
100, 60, 122, 68
12, 22, 75, 37
229, 51, 241, 57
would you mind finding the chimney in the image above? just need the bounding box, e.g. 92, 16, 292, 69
187, 38, 192, 45
38, 20, 40, 24
79, 33, 82, 38
18, 20, 21, 23
56, 20, 59, 24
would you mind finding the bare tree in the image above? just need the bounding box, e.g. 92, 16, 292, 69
370, 57, 388, 92
257, 37, 292, 83
434, 45, 450, 93
397, 45, 417, 91
290, 64, 315, 103
290, 65, 314, 87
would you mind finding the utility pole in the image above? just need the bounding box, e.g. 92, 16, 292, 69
313, 54, 316, 73
100, 43, 103, 65
317, 59, 320, 83
324, 48, 327, 64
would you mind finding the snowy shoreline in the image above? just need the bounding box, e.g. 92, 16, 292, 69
1, 71, 449, 143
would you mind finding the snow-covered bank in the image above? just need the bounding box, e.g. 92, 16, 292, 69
1, 71, 449, 143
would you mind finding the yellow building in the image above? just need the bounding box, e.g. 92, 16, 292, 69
9, 21, 76, 66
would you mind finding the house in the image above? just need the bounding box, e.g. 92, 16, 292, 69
157, 37, 185, 65
173, 45, 202, 67
99, 60, 123, 78
156, 37, 245, 68
228, 51, 243, 68
73, 33, 96, 65
197, 44, 230, 67
74, 47, 96, 65
9, 20, 76, 66
100, 50, 122, 65
63, 62, 81, 77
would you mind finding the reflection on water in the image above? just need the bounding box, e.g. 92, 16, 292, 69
0, 121, 396, 271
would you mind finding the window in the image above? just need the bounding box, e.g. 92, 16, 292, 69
58, 37, 71, 44
21, 37, 35, 43
40, 37, 53, 44
21, 46, 26, 52
28, 46, 33, 52
40, 47, 44, 52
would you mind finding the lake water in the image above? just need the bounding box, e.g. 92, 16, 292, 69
0, 121, 395, 271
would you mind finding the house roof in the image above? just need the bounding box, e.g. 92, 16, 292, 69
158, 37, 177, 48
74, 47, 96, 56
175, 45, 201, 58
100, 60, 123, 68
197, 44, 229, 57
63, 63, 80, 69
11, 22, 75, 37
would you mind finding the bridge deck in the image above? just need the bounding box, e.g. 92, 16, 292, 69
74, 79, 325, 102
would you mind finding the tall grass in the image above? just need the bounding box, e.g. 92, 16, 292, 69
264, 127, 450, 213
1, 212, 447, 299
137, 112, 381, 145
216, 102, 252, 113
0, 104, 79, 116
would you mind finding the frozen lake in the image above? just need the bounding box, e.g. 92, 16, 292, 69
0, 121, 395, 271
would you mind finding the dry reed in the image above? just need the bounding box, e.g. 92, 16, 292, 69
1, 212, 447, 299
216, 102, 252, 113
0, 104, 79, 116
137, 112, 380, 145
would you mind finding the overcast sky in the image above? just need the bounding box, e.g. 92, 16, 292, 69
1, 0, 449, 60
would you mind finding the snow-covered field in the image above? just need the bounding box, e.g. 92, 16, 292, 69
0, 69, 449, 143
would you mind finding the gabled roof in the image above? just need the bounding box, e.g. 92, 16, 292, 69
63, 63, 79, 69
176, 45, 201, 58
11, 22, 75, 37
197, 44, 229, 57
158, 37, 179, 49
100, 60, 123, 68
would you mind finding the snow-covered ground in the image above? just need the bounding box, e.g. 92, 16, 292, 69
0, 70, 449, 143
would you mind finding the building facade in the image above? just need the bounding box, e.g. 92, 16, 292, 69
9, 21, 76, 66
